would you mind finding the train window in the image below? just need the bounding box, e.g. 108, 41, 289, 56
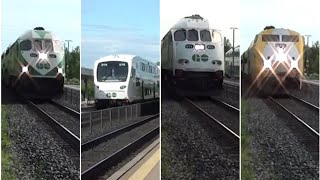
34, 39, 42, 51
187, 29, 198, 41
174, 29, 186, 41
200, 30, 211, 41
20, 40, 32, 51
282, 35, 299, 42
5, 49, 9, 55
97, 61, 128, 82
262, 35, 279, 42
212, 31, 222, 43
44, 40, 54, 51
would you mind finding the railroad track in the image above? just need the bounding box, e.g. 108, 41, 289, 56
27, 100, 80, 152
271, 94, 319, 132
185, 98, 239, 160
81, 115, 159, 180
189, 97, 239, 135
269, 97, 319, 161
287, 93, 319, 111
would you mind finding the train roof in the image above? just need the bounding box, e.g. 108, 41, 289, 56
171, 14, 210, 30
259, 27, 301, 35
95, 54, 157, 66
18, 28, 58, 41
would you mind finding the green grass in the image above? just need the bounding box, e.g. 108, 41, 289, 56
241, 99, 255, 180
1, 106, 16, 180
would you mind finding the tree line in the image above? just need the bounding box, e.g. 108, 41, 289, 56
65, 46, 80, 84
304, 41, 319, 78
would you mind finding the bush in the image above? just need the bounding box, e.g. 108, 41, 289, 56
67, 78, 80, 85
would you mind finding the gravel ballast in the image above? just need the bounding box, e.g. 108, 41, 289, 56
161, 93, 239, 179
5, 104, 79, 179
36, 102, 80, 137
245, 98, 318, 179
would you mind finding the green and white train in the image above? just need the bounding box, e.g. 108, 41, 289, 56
94, 54, 159, 109
1, 27, 65, 95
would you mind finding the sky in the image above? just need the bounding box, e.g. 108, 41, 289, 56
81, 0, 160, 69
161, 0, 240, 48
241, 0, 320, 53
1, 0, 81, 52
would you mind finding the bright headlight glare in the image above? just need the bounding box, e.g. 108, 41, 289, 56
22, 66, 28, 72
195, 44, 205, 50
58, 67, 63, 74
39, 52, 47, 59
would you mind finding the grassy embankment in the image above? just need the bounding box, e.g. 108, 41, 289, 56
1, 105, 16, 179
241, 99, 255, 180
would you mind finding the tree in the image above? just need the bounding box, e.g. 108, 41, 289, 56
304, 41, 319, 78
156, 62, 160, 66
224, 37, 232, 53
65, 46, 80, 81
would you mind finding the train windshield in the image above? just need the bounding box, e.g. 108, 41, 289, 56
20, 40, 32, 51
262, 35, 280, 42
33, 40, 42, 51
33, 39, 54, 52
44, 40, 53, 52
187, 29, 199, 41
174, 29, 186, 41
212, 31, 222, 43
200, 30, 211, 41
97, 61, 128, 82
282, 35, 299, 42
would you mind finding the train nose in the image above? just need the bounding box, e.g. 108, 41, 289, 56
276, 48, 287, 62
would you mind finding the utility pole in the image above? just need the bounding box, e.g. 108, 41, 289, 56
65, 40, 72, 80
304, 35, 311, 76
230, 27, 238, 78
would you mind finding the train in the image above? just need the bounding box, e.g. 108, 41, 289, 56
1, 27, 65, 96
241, 26, 304, 95
161, 14, 224, 90
225, 45, 240, 78
94, 54, 160, 109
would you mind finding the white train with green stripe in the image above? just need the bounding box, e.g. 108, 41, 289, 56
1, 27, 65, 96
94, 54, 159, 109
161, 14, 224, 90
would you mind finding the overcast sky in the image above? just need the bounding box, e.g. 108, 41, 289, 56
1, 0, 80, 52
161, 0, 240, 47
241, 0, 320, 53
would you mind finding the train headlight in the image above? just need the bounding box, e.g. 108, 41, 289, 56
39, 52, 47, 59
112, 93, 116, 97
58, 67, 63, 74
195, 44, 205, 50
276, 49, 286, 62
120, 85, 126, 89
22, 66, 28, 73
